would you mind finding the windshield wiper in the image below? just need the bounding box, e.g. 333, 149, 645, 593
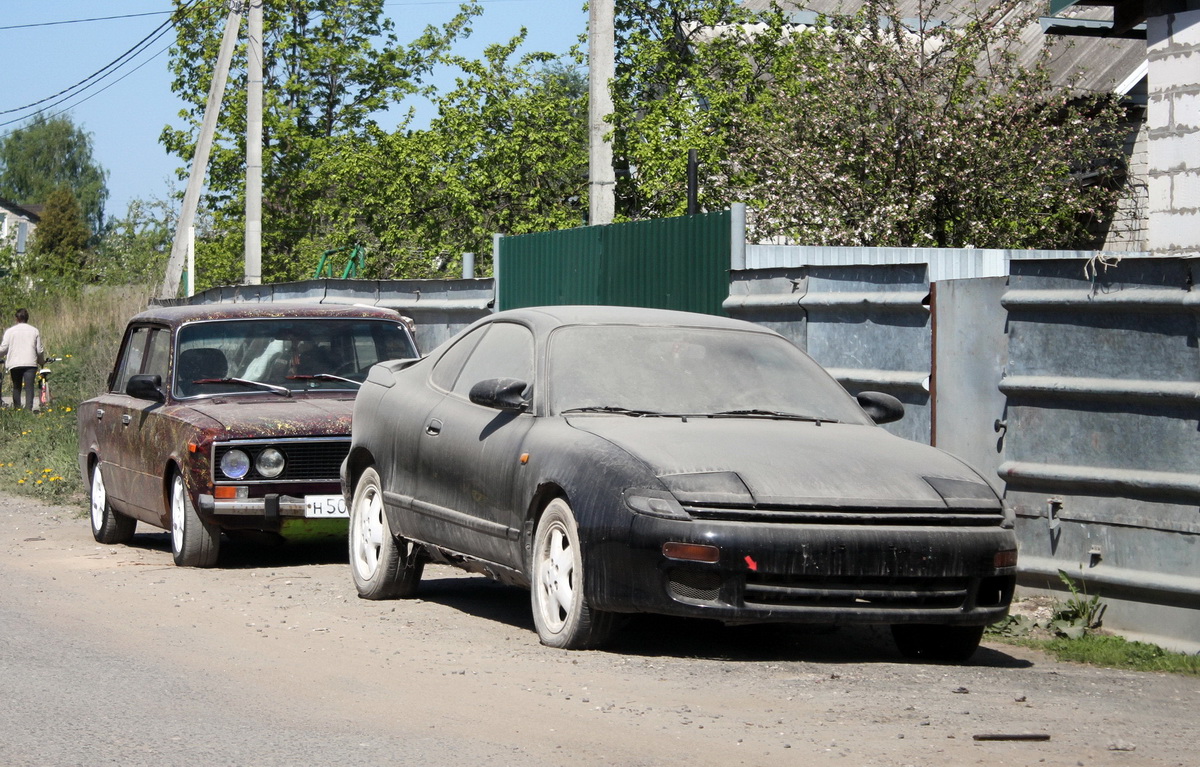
709, 409, 836, 423
561, 405, 667, 417
193, 377, 293, 397
287, 373, 361, 387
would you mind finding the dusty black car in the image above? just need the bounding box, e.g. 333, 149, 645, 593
79, 302, 418, 567
343, 306, 1016, 658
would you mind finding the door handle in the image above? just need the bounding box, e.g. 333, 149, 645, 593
425, 418, 442, 436
121, 414, 132, 425
95, 408, 105, 421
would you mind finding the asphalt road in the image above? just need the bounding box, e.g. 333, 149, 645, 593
2, 494, 1197, 766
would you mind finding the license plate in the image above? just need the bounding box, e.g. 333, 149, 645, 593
304, 494, 348, 518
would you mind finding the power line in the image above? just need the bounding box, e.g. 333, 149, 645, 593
0, 0, 208, 125
0, 11, 172, 32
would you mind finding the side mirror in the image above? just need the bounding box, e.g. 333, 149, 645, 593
126, 374, 165, 403
469, 378, 529, 412
856, 390, 904, 424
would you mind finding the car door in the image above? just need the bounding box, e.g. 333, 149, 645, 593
413, 321, 536, 565
90, 325, 170, 519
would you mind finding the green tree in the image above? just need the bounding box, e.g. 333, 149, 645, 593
163, 0, 480, 283
92, 196, 177, 286
28, 185, 90, 279
0, 113, 109, 235
292, 41, 588, 280
612, 0, 1130, 249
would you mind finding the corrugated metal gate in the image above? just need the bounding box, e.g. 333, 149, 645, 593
497, 211, 731, 316
725, 264, 933, 444
998, 257, 1200, 648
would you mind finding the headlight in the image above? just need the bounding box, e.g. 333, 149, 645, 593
256, 448, 286, 478
624, 489, 691, 520
220, 449, 250, 479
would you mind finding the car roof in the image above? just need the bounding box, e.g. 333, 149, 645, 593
127, 302, 405, 329
489, 305, 774, 335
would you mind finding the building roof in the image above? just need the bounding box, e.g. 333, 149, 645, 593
739, 0, 1146, 96
0, 197, 40, 222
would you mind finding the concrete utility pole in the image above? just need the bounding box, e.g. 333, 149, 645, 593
245, 0, 263, 285
159, 4, 245, 300
588, 0, 615, 226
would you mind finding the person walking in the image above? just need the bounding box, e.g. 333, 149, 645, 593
0, 308, 46, 410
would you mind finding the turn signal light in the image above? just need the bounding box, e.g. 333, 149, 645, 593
213, 486, 240, 499
994, 549, 1018, 568
662, 542, 720, 563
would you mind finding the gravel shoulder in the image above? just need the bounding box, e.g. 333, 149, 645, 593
2, 494, 1197, 766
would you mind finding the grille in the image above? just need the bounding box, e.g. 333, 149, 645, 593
744, 575, 970, 610
213, 439, 350, 483
668, 570, 722, 602
683, 505, 1004, 527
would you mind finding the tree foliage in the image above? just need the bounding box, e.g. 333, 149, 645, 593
612, 0, 1131, 249
296, 42, 588, 279
0, 113, 109, 235
163, 0, 479, 283
91, 197, 177, 286
29, 185, 90, 279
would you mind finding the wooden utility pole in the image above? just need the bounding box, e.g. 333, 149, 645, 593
158, 5, 245, 300
588, 0, 615, 226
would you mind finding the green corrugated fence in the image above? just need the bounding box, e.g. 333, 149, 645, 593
497, 211, 731, 316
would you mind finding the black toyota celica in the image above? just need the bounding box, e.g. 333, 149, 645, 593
341, 306, 1017, 659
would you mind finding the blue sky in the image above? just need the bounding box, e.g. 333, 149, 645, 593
0, 1, 587, 218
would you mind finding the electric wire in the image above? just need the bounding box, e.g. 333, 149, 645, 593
0, 0, 204, 120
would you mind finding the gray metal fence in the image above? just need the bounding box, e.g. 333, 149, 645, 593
185, 277, 494, 352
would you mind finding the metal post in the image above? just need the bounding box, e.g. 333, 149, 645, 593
588, 0, 615, 226
687, 149, 698, 215
730, 202, 747, 271
159, 5, 245, 299
244, 0, 263, 285
462, 252, 475, 279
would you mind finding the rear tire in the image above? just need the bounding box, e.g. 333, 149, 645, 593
530, 498, 617, 649
170, 472, 219, 567
89, 463, 135, 544
891, 624, 985, 662
349, 467, 423, 599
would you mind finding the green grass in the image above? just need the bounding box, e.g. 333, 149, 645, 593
0, 285, 151, 510
998, 633, 1200, 675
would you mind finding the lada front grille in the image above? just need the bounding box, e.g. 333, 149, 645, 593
681, 505, 1004, 527
213, 438, 349, 483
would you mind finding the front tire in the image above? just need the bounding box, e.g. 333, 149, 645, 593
891, 624, 985, 662
90, 463, 135, 544
530, 498, 617, 649
170, 472, 219, 567
349, 467, 423, 599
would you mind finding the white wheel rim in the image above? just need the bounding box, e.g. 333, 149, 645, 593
171, 477, 185, 553
90, 467, 105, 533
352, 483, 384, 580
537, 521, 575, 633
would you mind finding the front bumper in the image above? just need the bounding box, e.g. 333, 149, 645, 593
594, 515, 1017, 626
198, 493, 311, 517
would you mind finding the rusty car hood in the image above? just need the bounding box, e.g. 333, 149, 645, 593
182, 395, 353, 436
567, 417, 997, 509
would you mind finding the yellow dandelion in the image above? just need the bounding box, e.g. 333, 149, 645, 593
17, 479, 25, 485
64, 407, 72, 412
42, 468, 52, 474
35, 480, 42, 485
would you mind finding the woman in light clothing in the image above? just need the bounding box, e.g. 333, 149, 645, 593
0, 308, 46, 410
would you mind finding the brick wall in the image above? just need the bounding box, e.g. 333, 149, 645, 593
1147, 10, 1200, 257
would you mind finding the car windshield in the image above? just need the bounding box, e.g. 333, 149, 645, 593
547, 325, 870, 424
174, 317, 416, 398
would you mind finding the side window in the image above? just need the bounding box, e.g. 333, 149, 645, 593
430, 326, 488, 391
452, 323, 534, 397
112, 327, 152, 394
144, 328, 171, 381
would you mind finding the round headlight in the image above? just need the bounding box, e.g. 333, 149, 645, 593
220, 449, 250, 479
256, 448, 285, 478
